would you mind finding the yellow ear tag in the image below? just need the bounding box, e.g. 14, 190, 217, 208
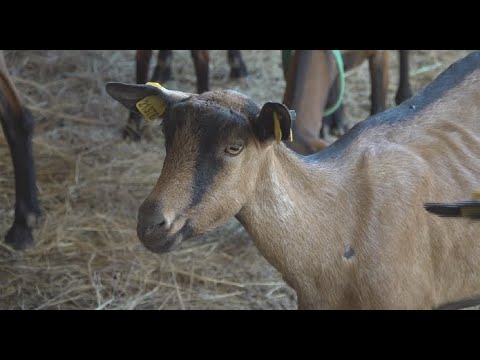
273, 111, 282, 144
135, 82, 167, 122
145, 82, 164, 89
472, 188, 480, 200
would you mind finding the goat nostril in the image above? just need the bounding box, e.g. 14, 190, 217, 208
150, 218, 168, 232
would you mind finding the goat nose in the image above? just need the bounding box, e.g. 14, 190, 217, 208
137, 199, 170, 237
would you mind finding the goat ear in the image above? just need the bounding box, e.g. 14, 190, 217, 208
105, 82, 192, 122
253, 102, 294, 143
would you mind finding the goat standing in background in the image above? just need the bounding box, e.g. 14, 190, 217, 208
283, 50, 412, 154
124, 50, 248, 140
0, 51, 41, 250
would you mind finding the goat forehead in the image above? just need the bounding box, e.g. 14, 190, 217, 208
165, 98, 253, 143
197, 89, 256, 109
195, 90, 261, 121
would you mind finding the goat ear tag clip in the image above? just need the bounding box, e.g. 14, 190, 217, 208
273, 111, 294, 144
288, 110, 294, 142
273, 111, 282, 144
135, 82, 167, 122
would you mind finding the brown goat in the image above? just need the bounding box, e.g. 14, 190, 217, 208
124, 50, 247, 140
284, 50, 412, 154
106, 51, 480, 309
0, 51, 41, 250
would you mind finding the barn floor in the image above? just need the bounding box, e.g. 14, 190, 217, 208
0, 50, 474, 309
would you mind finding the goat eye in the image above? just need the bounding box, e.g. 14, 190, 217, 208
225, 144, 244, 156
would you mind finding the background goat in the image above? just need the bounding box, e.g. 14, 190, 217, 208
0, 50, 41, 250
283, 50, 412, 154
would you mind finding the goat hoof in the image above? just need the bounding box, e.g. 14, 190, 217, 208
5, 224, 34, 250
230, 65, 248, 79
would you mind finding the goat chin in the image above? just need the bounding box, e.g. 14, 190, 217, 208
138, 222, 188, 253
140, 232, 184, 254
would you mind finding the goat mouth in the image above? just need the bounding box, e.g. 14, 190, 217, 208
142, 235, 180, 254
140, 221, 194, 254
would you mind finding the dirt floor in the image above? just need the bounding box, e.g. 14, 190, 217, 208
0, 50, 474, 309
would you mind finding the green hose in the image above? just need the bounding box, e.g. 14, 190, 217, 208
323, 50, 344, 116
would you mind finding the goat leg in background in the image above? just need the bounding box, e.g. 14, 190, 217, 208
123, 50, 156, 141
395, 50, 413, 105
322, 73, 347, 138
227, 50, 248, 79
151, 50, 173, 83
191, 50, 210, 93
0, 52, 42, 250
368, 50, 389, 115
